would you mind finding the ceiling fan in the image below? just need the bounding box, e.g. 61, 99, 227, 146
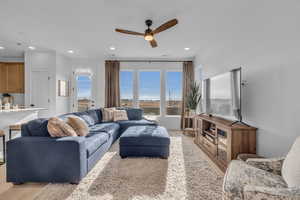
115, 19, 178, 48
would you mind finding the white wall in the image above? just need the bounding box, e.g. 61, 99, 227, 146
25, 50, 56, 117
55, 54, 72, 115
25, 50, 73, 116
25, 53, 105, 116
197, 57, 300, 157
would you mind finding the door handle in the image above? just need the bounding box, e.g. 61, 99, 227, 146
30, 104, 35, 107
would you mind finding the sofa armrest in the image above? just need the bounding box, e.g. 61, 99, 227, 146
7, 136, 87, 183
246, 157, 285, 175
244, 185, 300, 200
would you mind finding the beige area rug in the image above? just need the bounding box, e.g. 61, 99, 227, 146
35, 131, 224, 200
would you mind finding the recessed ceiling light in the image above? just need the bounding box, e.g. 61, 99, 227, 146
28, 46, 36, 50
0, 46, 5, 50
110, 46, 116, 51
67, 50, 74, 54
184, 47, 190, 51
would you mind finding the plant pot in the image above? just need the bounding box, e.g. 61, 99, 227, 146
189, 109, 196, 116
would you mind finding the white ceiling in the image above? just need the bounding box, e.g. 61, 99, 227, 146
0, 0, 299, 60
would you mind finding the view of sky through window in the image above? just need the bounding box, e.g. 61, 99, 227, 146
139, 71, 160, 100
77, 75, 92, 99
120, 71, 133, 100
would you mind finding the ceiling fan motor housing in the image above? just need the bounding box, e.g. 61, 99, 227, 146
145, 19, 153, 27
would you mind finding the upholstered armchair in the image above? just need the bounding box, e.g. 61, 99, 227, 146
223, 137, 300, 200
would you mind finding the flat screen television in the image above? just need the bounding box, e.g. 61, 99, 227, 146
202, 68, 242, 121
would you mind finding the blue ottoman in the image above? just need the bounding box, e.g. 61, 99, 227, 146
119, 126, 170, 159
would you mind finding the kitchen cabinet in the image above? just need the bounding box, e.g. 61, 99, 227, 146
0, 62, 24, 93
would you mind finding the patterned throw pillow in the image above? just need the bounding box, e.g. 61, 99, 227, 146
67, 116, 89, 136
113, 110, 128, 121
47, 117, 77, 137
101, 107, 116, 122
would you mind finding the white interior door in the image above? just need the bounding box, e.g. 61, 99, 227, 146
31, 71, 50, 117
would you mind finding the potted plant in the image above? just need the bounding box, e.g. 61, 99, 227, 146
186, 82, 201, 116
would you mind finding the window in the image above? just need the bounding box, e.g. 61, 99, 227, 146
139, 71, 160, 115
119, 68, 183, 117
166, 71, 182, 115
77, 75, 92, 112
120, 71, 134, 107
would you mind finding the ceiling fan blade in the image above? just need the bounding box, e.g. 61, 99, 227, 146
115, 29, 144, 36
150, 39, 158, 48
153, 19, 178, 34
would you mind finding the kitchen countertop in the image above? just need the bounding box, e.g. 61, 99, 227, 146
0, 107, 46, 113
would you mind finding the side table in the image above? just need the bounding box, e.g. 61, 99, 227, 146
182, 115, 196, 136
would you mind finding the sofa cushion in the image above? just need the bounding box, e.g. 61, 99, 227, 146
223, 160, 287, 199
94, 109, 102, 122
89, 122, 120, 135
85, 132, 109, 157
101, 108, 116, 122
118, 119, 157, 132
47, 117, 77, 137
117, 107, 143, 120
120, 126, 170, 146
74, 109, 100, 126
282, 136, 300, 187
113, 110, 128, 121
23, 118, 50, 137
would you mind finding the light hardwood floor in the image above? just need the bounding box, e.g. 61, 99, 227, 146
0, 164, 46, 200
0, 131, 223, 200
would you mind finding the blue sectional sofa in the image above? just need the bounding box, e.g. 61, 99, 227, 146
6, 108, 156, 184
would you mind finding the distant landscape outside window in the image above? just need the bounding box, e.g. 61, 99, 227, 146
139, 71, 160, 115
120, 71, 134, 107
166, 71, 182, 115
77, 75, 92, 112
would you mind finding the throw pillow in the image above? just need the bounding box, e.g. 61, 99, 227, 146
101, 107, 115, 122
47, 117, 77, 137
282, 136, 300, 187
67, 116, 89, 136
113, 110, 128, 121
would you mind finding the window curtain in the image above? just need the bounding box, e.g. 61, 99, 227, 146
230, 69, 241, 120
181, 61, 194, 129
105, 60, 120, 107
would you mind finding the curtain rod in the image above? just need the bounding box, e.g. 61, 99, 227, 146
114, 60, 191, 63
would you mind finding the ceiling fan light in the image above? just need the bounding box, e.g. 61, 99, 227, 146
144, 34, 154, 41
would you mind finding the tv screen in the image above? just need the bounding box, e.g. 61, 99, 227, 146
202, 68, 241, 121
